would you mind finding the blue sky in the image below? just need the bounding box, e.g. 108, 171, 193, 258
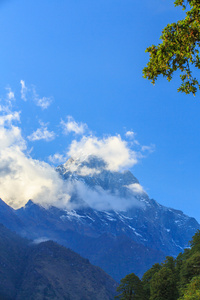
0, 0, 200, 221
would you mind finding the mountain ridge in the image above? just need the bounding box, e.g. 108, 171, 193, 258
0, 155, 199, 281
0, 223, 117, 300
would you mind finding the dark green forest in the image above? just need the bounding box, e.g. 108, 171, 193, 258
115, 230, 200, 299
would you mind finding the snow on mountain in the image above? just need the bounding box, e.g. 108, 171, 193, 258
0, 155, 199, 281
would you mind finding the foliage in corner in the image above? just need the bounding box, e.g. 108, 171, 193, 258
116, 230, 200, 299
143, 0, 200, 96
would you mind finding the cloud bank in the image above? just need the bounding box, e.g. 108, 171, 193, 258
0, 84, 153, 211
0, 108, 70, 209
0, 111, 143, 210
67, 135, 138, 173
69, 181, 143, 211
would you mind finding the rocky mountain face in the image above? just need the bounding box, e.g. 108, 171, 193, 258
0, 156, 199, 282
0, 224, 117, 300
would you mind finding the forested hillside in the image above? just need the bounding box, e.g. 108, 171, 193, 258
116, 230, 200, 299
0, 224, 117, 300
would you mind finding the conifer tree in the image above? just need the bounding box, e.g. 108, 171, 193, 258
115, 273, 145, 299
150, 267, 178, 300
142, 263, 161, 299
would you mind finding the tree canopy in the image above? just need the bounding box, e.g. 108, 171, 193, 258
116, 230, 200, 299
115, 273, 145, 299
179, 276, 200, 299
143, 0, 200, 96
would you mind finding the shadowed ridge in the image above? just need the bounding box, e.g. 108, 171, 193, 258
17, 240, 117, 300
0, 224, 117, 300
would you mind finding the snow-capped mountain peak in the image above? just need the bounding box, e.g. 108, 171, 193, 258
0, 156, 199, 281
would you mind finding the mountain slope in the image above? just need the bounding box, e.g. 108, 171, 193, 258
0, 224, 117, 300
0, 224, 28, 300
14, 200, 166, 280
16, 241, 117, 300
0, 155, 199, 282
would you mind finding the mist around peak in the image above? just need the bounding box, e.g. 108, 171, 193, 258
0, 86, 151, 211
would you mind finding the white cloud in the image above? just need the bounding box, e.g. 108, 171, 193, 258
49, 153, 66, 164
0, 110, 71, 209
20, 80, 52, 109
125, 183, 146, 195
0, 88, 153, 212
20, 80, 28, 101
28, 124, 55, 142
32, 87, 52, 109
33, 237, 51, 244
0, 114, 145, 211
0, 142, 72, 209
35, 96, 52, 110
0, 125, 25, 152
125, 130, 140, 146
67, 135, 138, 173
125, 131, 135, 138
72, 181, 143, 211
6, 87, 15, 101
141, 144, 155, 153
0, 111, 20, 127
61, 116, 87, 135
0, 111, 148, 211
